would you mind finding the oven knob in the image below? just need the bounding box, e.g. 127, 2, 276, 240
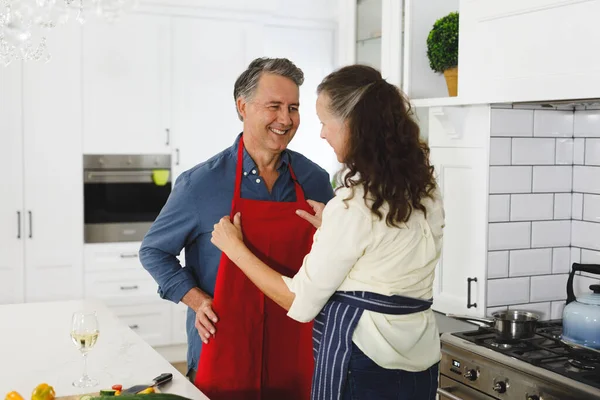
493, 381, 507, 394
463, 369, 478, 381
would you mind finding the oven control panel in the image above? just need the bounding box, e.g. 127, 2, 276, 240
440, 341, 586, 400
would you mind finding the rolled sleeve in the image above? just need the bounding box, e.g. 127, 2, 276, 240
139, 172, 201, 303
284, 197, 372, 322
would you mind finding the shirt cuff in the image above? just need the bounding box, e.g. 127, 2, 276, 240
159, 267, 197, 304
281, 276, 320, 323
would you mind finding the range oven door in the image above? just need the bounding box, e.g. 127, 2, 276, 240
84, 169, 171, 243
438, 375, 497, 400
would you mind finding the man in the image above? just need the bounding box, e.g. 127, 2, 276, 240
139, 57, 334, 399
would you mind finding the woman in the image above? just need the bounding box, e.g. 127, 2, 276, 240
211, 65, 444, 400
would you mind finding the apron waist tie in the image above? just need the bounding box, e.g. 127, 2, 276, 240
311, 291, 432, 400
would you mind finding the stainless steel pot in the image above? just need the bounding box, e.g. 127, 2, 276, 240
447, 310, 540, 341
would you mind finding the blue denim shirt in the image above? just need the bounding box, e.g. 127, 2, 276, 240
139, 134, 335, 372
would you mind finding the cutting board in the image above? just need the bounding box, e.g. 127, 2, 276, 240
56, 387, 161, 399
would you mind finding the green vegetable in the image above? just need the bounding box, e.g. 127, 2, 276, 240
426, 12, 459, 73
98, 391, 116, 396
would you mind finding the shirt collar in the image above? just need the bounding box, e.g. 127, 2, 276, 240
233, 133, 290, 175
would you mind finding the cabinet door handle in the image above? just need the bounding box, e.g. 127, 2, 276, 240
120, 253, 138, 258
120, 285, 139, 291
28, 211, 33, 238
175, 148, 180, 165
467, 277, 477, 309
17, 211, 21, 239
129, 324, 139, 330
165, 128, 170, 146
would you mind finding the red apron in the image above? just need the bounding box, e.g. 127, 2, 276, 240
194, 136, 316, 400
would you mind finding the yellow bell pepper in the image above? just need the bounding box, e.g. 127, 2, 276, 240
136, 387, 155, 395
4, 391, 24, 400
31, 384, 55, 400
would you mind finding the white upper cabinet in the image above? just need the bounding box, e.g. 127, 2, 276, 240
82, 13, 171, 155
0, 62, 25, 305
428, 105, 490, 317
171, 18, 249, 179
22, 23, 84, 302
459, 0, 600, 103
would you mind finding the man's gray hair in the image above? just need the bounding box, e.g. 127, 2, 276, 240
233, 57, 304, 121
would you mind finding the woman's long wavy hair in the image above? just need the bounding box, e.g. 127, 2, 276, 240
317, 65, 437, 227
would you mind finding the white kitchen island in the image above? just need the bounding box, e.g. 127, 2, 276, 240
0, 299, 208, 399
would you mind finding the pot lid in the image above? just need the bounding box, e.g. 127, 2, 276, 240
577, 284, 600, 306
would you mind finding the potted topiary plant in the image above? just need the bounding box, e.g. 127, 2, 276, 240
426, 12, 459, 97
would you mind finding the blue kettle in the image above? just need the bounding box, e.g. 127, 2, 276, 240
562, 263, 600, 350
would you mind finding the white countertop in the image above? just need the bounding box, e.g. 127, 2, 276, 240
0, 299, 208, 400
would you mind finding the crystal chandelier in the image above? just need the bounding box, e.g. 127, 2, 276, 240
0, 0, 138, 66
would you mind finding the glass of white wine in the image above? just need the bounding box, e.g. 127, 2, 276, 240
71, 310, 100, 388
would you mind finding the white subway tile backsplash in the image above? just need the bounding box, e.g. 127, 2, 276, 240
583, 194, 600, 223
574, 110, 600, 137
554, 194, 572, 220
510, 194, 553, 221
531, 221, 571, 248
573, 166, 600, 194
572, 193, 584, 219
532, 166, 572, 193
552, 247, 571, 274
509, 249, 552, 277
571, 247, 581, 265
551, 301, 565, 319
534, 110, 574, 137
511, 138, 555, 165
490, 166, 532, 194
555, 138, 574, 165
585, 139, 600, 166
491, 109, 533, 137
486, 306, 508, 316
530, 274, 568, 302
489, 138, 512, 165
574, 139, 585, 164
489, 195, 510, 222
572, 221, 600, 251
488, 251, 509, 278
581, 249, 600, 264
488, 222, 531, 251
509, 302, 551, 320
487, 277, 530, 306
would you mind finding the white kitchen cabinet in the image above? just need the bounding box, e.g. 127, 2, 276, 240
426, 105, 490, 317
459, 0, 600, 103
171, 303, 188, 345
22, 23, 85, 303
108, 300, 172, 347
0, 24, 84, 304
82, 13, 171, 155
0, 61, 25, 305
171, 17, 250, 179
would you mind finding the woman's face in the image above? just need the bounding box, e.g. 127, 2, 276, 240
316, 93, 349, 163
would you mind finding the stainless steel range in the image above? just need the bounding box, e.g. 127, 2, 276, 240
439, 320, 600, 400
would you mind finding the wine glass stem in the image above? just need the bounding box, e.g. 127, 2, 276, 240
82, 352, 89, 379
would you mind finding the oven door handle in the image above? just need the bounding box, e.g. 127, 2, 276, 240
437, 387, 465, 400
85, 170, 169, 184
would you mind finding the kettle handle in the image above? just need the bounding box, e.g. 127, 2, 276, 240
567, 263, 600, 304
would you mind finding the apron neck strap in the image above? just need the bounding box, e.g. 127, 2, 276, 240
234, 135, 307, 204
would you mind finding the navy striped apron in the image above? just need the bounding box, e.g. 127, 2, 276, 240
311, 291, 433, 400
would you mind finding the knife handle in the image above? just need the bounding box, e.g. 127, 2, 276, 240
153, 373, 173, 386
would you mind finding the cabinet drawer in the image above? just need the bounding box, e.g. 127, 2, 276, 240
110, 302, 171, 347
84, 242, 143, 272
85, 270, 158, 298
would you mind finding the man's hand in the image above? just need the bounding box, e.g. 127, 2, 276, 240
181, 287, 218, 344
295, 199, 325, 229
195, 296, 218, 344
